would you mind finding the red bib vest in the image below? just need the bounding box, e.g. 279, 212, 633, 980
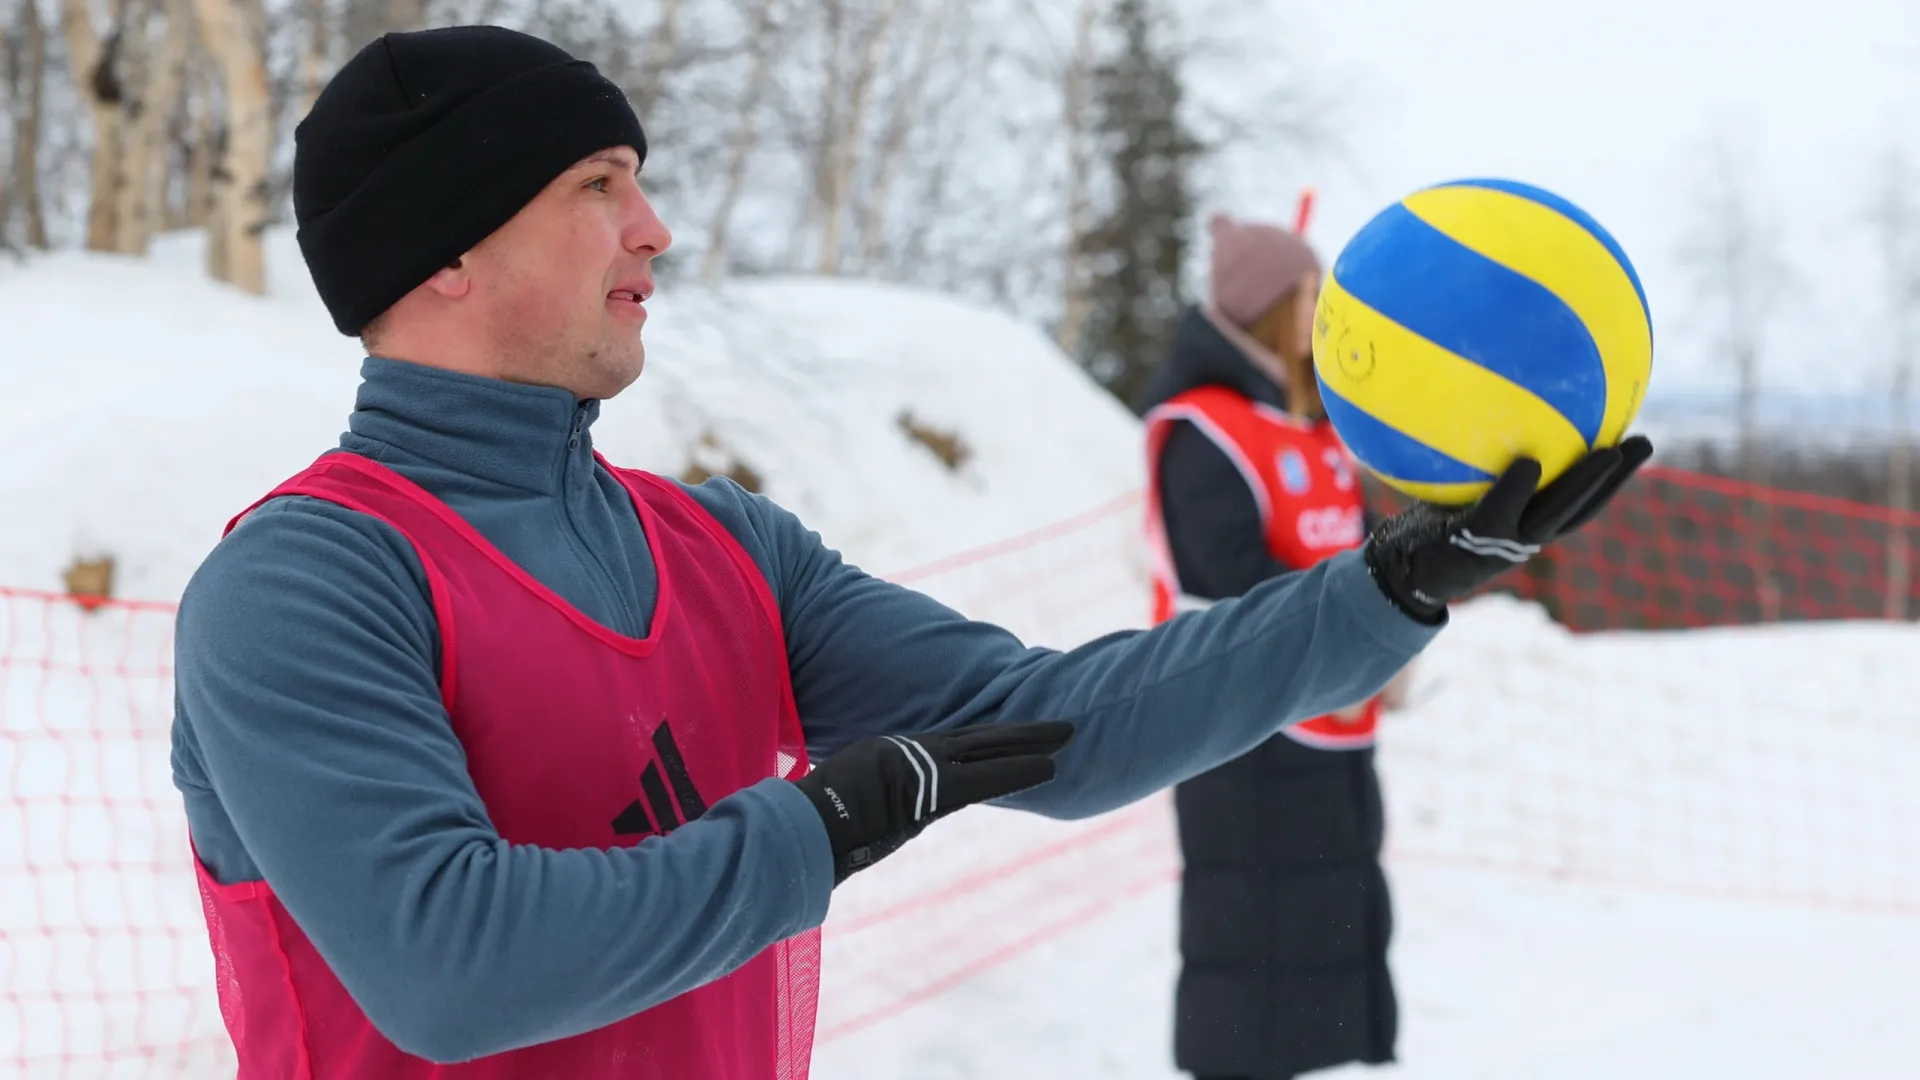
1144, 386, 1380, 749
193, 451, 819, 1079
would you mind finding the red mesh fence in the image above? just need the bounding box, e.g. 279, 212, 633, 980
1363, 464, 1920, 629
1526, 464, 1920, 627
0, 589, 231, 1077
3, 464, 1918, 1072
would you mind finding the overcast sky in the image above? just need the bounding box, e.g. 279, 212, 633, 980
1192, 0, 1920, 408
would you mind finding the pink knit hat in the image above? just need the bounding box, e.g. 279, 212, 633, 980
1206, 212, 1322, 331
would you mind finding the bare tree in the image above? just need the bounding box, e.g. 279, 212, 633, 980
1681, 130, 1794, 487
1677, 125, 1794, 620
850, 1, 1019, 290
812, 0, 905, 274
168, 52, 218, 229
803, 0, 1009, 289
3, 0, 53, 249
1051, 0, 1101, 356
1870, 146, 1920, 618
728, 0, 1015, 282
61, 0, 129, 251
47, 0, 196, 255
334, 0, 430, 59
628, 0, 680, 118
193, 0, 270, 293
385, 0, 423, 31
0, 15, 9, 250
113, 0, 190, 251
850, 0, 954, 271
699, 0, 780, 281
295, 0, 329, 118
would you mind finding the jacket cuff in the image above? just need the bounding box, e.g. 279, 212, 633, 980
751, 776, 837, 934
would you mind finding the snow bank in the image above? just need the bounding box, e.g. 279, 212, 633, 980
0, 228, 1145, 604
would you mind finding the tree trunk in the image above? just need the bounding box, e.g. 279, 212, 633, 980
0, 16, 9, 245
384, 0, 421, 31
814, 0, 904, 275
785, 0, 844, 269
193, 0, 270, 293
629, 0, 679, 118
114, 0, 191, 252
179, 58, 217, 229
8, 0, 52, 248
1053, 0, 1101, 357
63, 0, 129, 252
104, 0, 151, 254
853, 0, 950, 271
699, 0, 779, 281
297, 0, 328, 118
0, 15, 8, 242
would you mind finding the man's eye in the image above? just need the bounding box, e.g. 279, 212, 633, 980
585, 176, 611, 192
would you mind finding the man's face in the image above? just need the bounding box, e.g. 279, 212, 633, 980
462, 145, 671, 400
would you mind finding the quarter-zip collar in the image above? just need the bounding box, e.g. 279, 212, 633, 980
344, 355, 602, 495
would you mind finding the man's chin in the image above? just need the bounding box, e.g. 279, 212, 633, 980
588, 346, 646, 400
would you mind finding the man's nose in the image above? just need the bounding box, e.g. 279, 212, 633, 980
626, 189, 673, 257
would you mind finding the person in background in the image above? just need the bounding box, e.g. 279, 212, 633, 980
1137, 213, 1415, 1080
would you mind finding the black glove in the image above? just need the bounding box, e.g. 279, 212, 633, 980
793, 722, 1075, 884
1365, 434, 1654, 623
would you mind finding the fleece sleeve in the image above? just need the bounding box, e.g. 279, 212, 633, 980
679, 479, 1440, 821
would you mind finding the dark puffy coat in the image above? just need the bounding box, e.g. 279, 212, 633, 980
1137, 306, 1396, 1080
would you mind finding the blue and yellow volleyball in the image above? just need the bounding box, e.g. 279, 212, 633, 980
1311, 178, 1652, 505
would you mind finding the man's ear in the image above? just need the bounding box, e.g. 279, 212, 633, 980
423, 256, 471, 299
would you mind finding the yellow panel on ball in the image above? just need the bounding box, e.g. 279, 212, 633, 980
1312, 178, 1653, 505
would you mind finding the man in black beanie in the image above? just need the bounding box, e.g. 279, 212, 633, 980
169, 22, 1648, 1080
292, 24, 662, 394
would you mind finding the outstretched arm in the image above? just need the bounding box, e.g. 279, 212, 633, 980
682, 480, 1437, 821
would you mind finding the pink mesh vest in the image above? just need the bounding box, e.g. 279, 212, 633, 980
193, 450, 820, 1079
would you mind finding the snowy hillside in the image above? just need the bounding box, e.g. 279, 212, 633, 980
0, 228, 1147, 605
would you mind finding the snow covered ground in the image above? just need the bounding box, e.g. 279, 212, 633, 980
9, 588, 1915, 1077
5, 235, 1918, 1078
818, 860, 1920, 1080
818, 597, 1920, 1079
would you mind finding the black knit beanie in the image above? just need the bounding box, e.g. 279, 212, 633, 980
293, 25, 648, 336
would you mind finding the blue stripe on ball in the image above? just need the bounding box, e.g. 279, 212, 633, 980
1318, 377, 1495, 485
1441, 177, 1651, 330
1331, 203, 1608, 446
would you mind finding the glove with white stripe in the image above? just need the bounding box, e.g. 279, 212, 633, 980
793, 722, 1075, 885
1364, 435, 1653, 623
